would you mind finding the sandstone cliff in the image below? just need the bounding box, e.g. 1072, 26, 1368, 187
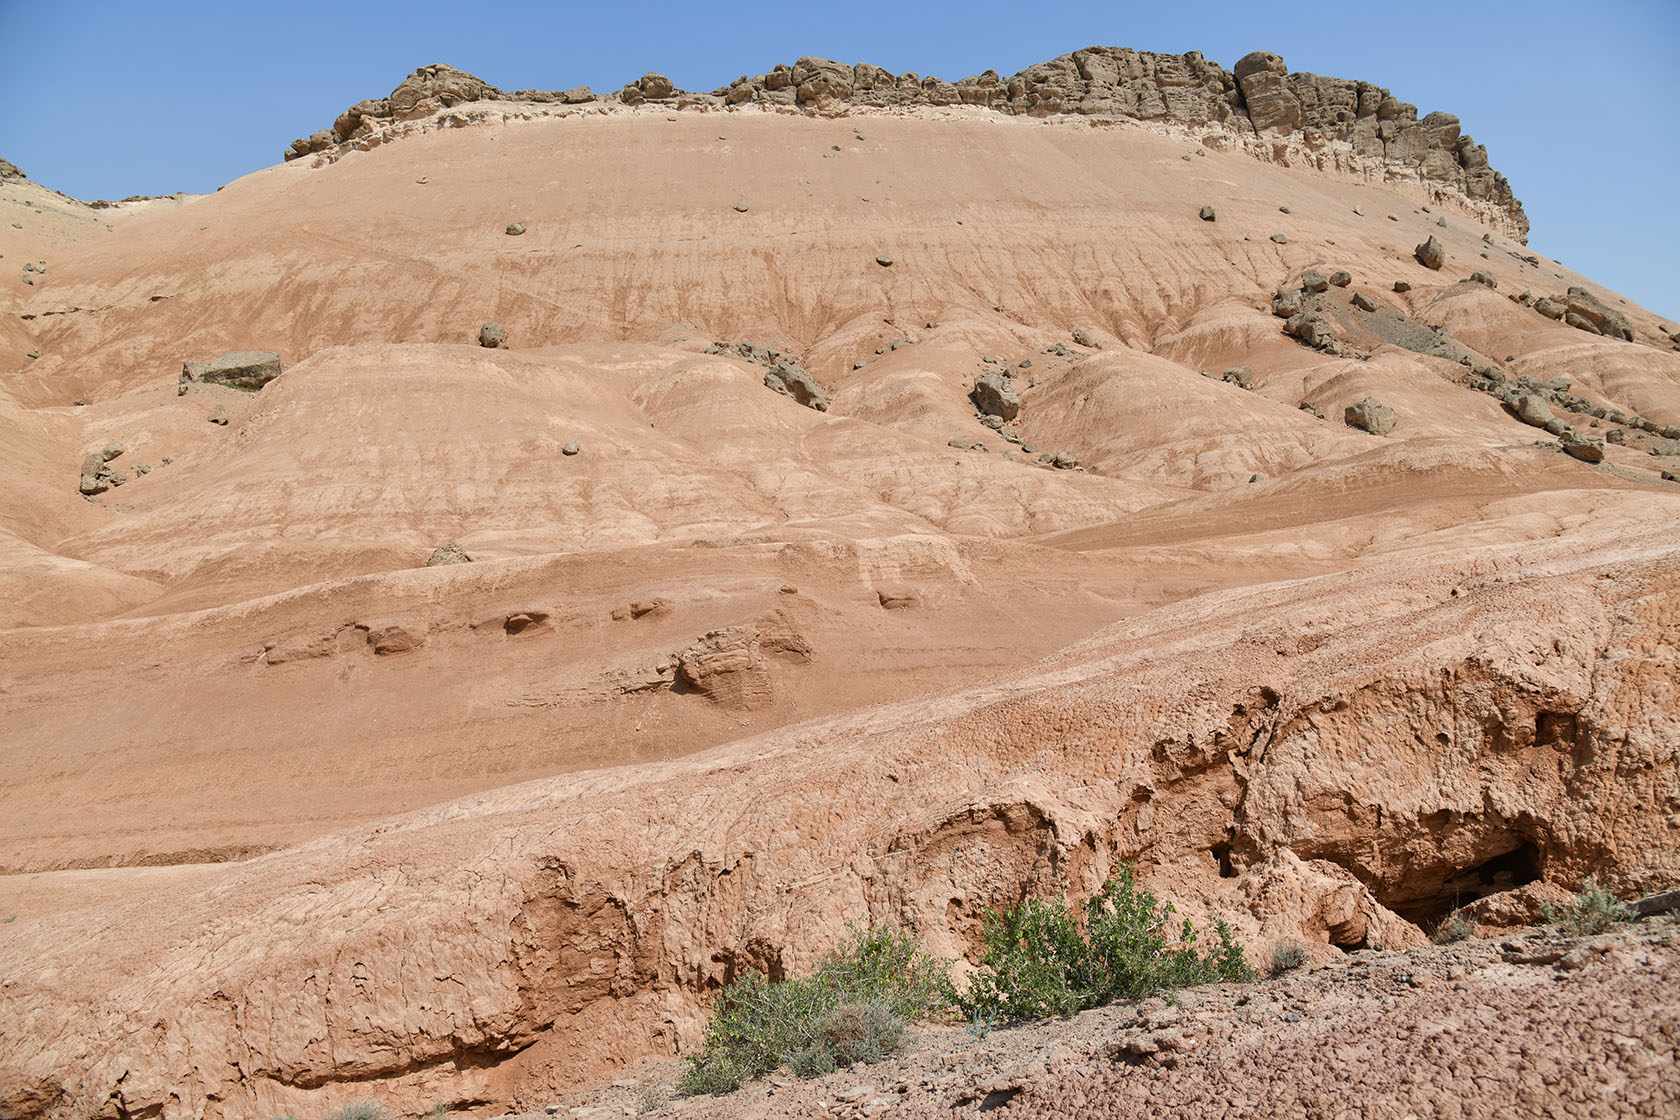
288, 48, 1527, 240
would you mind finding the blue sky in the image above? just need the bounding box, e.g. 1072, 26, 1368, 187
2, 0, 1676, 318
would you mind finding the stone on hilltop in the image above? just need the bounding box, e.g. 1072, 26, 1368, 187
478, 322, 507, 349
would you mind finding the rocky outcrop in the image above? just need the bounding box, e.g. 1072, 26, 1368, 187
763, 364, 828, 411
3, 531, 1673, 1117
1555, 286, 1634, 342
290, 49, 1529, 239
196, 350, 283, 391
0, 157, 23, 180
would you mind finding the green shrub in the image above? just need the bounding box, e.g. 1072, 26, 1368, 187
1542, 876, 1632, 937
954, 864, 1254, 1025
677, 924, 947, 1097
1269, 940, 1308, 974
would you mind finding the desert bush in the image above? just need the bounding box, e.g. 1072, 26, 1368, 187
1431, 911, 1472, 944
1542, 876, 1632, 936
954, 864, 1254, 1025
677, 923, 947, 1096
1269, 940, 1309, 974
322, 1105, 386, 1120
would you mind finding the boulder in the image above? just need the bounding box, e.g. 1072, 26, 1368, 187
561, 441, 580, 456
1470, 270, 1497, 288
792, 57, 853, 103
77, 452, 108, 495
1329, 270, 1352, 288
1345, 398, 1397, 435
388, 64, 497, 116
1393, 280, 1412, 293
199, 351, 282, 391
1414, 236, 1445, 270
478, 322, 507, 349
425, 542, 472, 567
1270, 233, 1289, 244
1563, 287, 1634, 341
1049, 451, 1079, 470
1351, 291, 1379, 312
1534, 296, 1567, 320
764, 364, 829, 411
1561, 433, 1605, 463
637, 73, 675, 99
970, 370, 1021, 421
1071, 327, 1098, 348
1509, 392, 1554, 428
1272, 288, 1305, 318
1222, 366, 1255, 390
1285, 311, 1335, 349
1199, 204, 1216, 222
332, 98, 390, 141
1300, 269, 1330, 294
1233, 51, 1301, 134
505, 222, 526, 236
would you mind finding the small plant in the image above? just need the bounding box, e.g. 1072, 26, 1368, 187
677, 923, 947, 1097
322, 1104, 386, 1120
953, 864, 1254, 1026
1431, 912, 1472, 945
1542, 876, 1632, 937
1269, 940, 1309, 974
965, 1006, 997, 1039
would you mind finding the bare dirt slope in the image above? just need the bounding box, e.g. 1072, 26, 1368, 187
2, 55, 1678, 1120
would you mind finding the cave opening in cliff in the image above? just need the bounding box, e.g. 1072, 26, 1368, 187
1394, 840, 1543, 928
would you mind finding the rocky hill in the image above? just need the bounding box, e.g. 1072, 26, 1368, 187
288, 49, 1528, 239
0, 40, 1676, 1120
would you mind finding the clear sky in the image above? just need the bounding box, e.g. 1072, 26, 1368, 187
2, 0, 1676, 319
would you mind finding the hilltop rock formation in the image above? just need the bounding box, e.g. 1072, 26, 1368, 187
289, 48, 1529, 238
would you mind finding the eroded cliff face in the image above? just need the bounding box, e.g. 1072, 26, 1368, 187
4, 527, 1673, 1119
288, 48, 1527, 240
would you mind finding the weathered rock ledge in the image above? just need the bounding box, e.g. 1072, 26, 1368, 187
287, 48, 1528, 241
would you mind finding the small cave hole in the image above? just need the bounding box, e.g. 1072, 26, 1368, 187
1400, 840, 1543, 928
1210, 843, 1236, 879
1535, 711, 1580, 749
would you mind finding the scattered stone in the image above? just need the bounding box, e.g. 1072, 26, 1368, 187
478, 322, 508, 349
1199, 205, 1216, 222
1470, 270, 1497, 289
1072, 327, 1097, 348
1298, 400, 1324, 419
1329, 270, 1352, 288
1436, 217, 1448, 228
1393, 280, 1412, 293
1558, 287, 1634, 341
1279, 205, 1291, 213
27, 348, 39, 359
874, 254, 895, 268
1533, 296, 1566, 320
1561, 432, 1605, 463
1300, 269, 1330, 294
1345, 398, 1397, 435
561, 441, 580, 456
1351, 291, 1379, 312
1049, 451, 1079, 470
1270, 233, 1288, 244
853, 360, 867, 369
733, 203, 749, 213
426, 542, 473, 567
208, 407, 229, 426
1222, 366, 1255, 390
1414, 236, 1445, 270
1018, 358, 1032, 369
1353, 206, 1365, 216
505, 222, 526, 236
947, 439, 970, 449
1272, 287, 1305, 318
970, 370, 1021, 421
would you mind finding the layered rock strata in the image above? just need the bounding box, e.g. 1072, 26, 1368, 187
291, 49, 1527, 239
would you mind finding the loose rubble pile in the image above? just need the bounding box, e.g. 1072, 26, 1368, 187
707, 340, 830, 411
